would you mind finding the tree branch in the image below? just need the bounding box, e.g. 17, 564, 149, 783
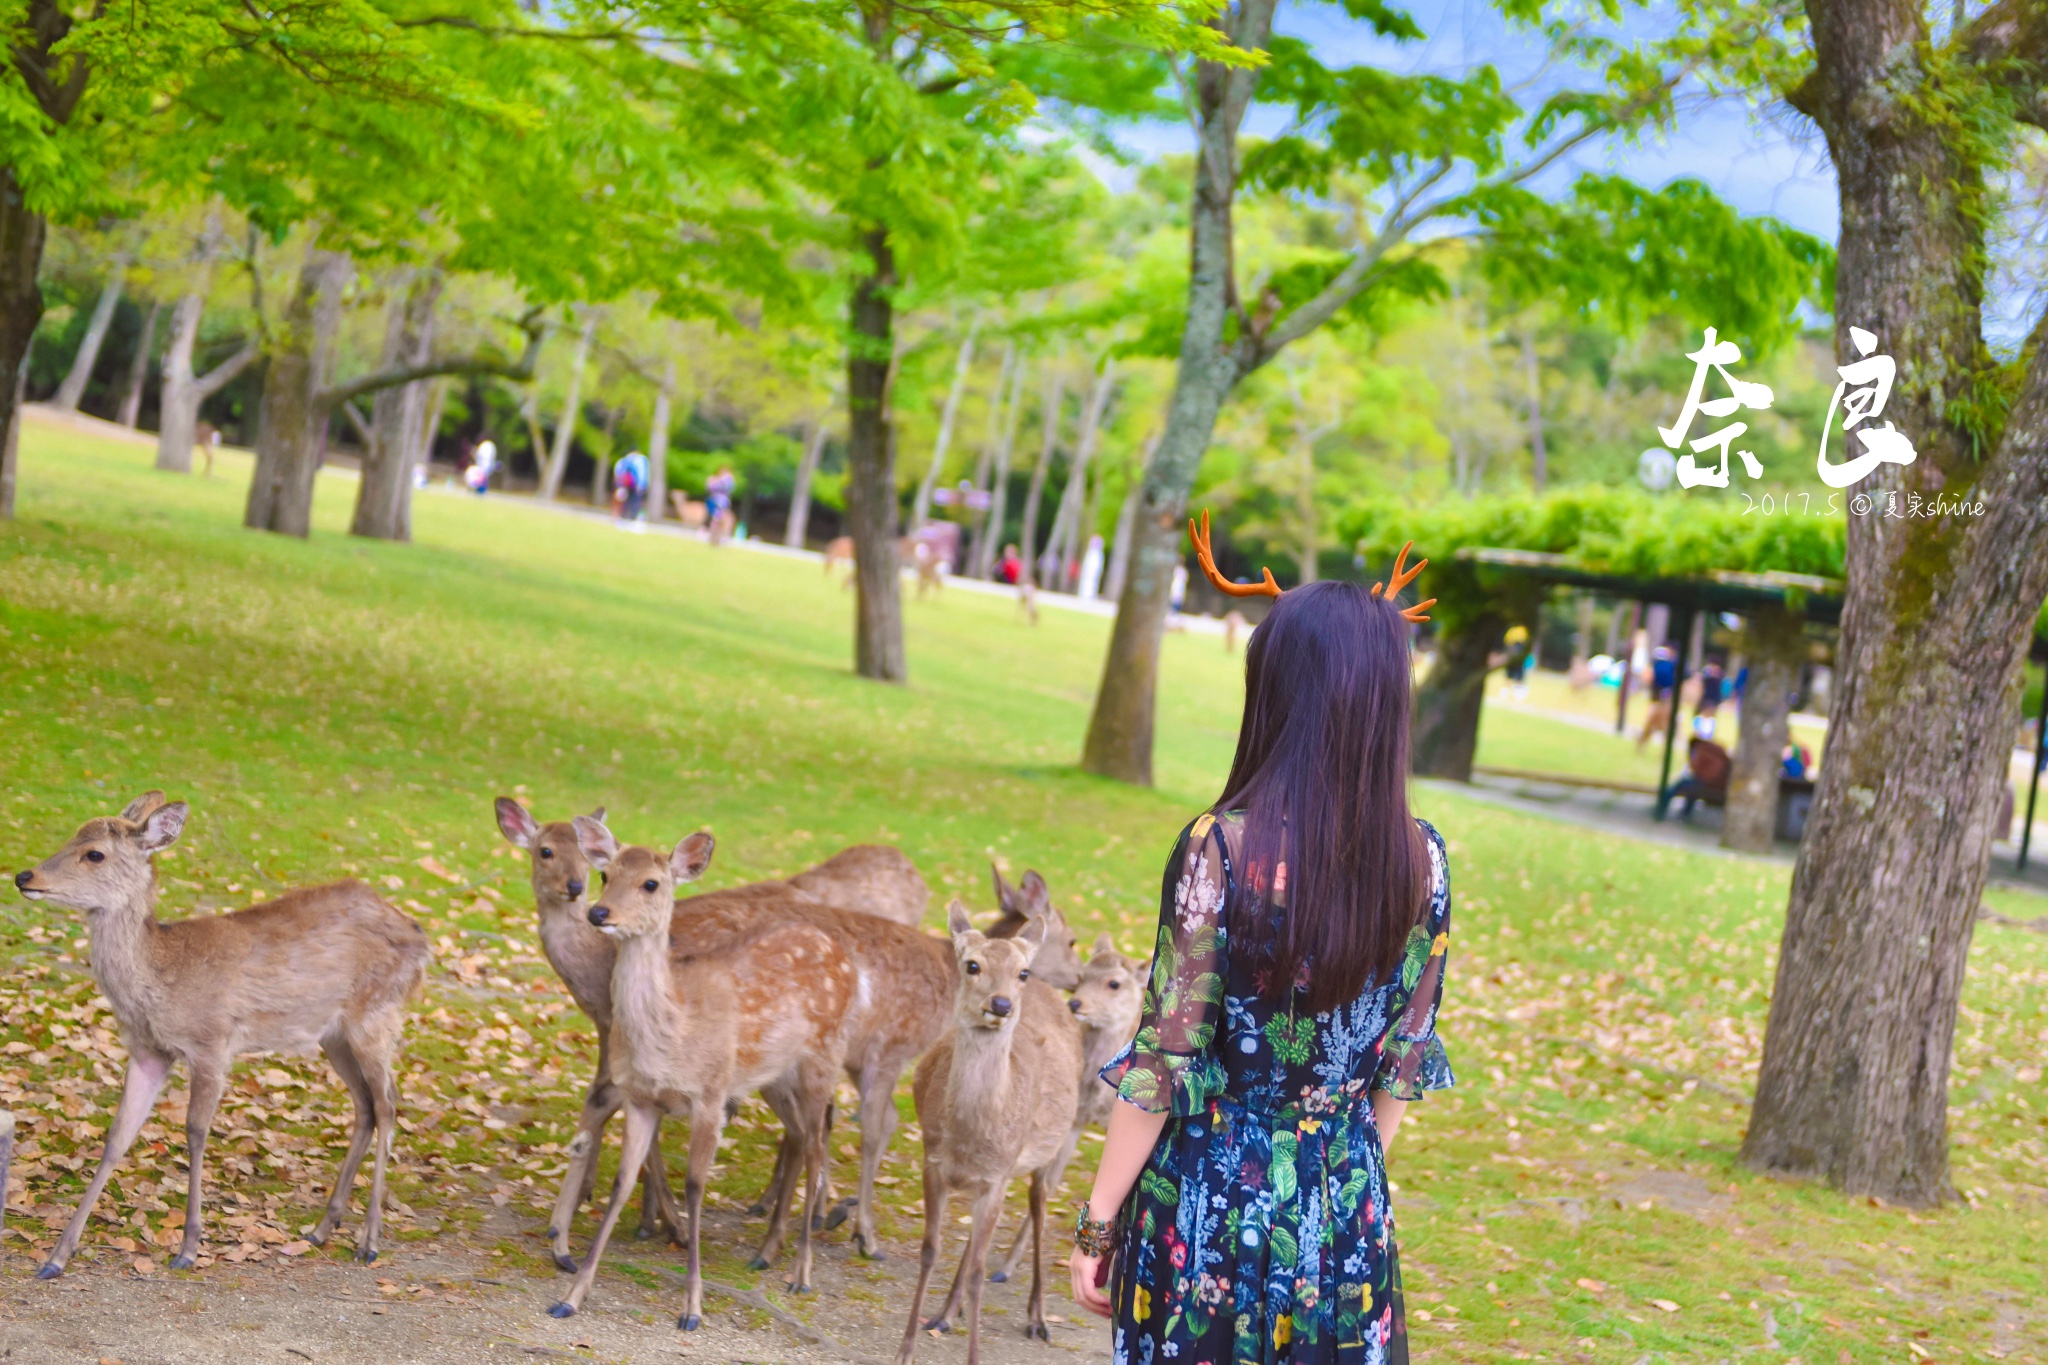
341, 399, 374, 448
192, 343, 260, 400
316, 309, 546, 411
391, 14, 637, 40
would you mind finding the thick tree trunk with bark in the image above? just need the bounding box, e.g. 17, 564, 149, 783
785, 417, 825, 547
53, 256, 127, 412
540, 314, 596, 500
1743, 0, 2048, 1205
1722, 605, 1805, 853
246, 251, 350, 537
0, 168, 47, 521
845, 228, 906, 682
115, 300, 159, 429
1, 354, 23, 519
351, 271, 442, 541
1410, 614, 1507, 781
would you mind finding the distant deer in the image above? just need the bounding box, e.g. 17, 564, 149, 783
195, 421, 221, 478
897, 902, 1083, 1365
787, 843, 928, 928
989, 933, 1143, 1282
548, 821, 855, 1328
987, 866, 1084, 990
12, 793, 428, 1275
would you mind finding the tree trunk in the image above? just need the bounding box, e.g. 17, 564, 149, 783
1742, 0, 2048, 1205
1102, 435, 1155, 604
115, 300, 159, 429
649, 358, 675, 522
1410, 613, 1508, 781
156, 218, 257, 474
351, 270, 442, 541
911, 319, 978, 529
1044, 358, 1115, 586
964, 341, 1012, 574
1017, 366, 1063, 587
785, 416, 825, 547
53, 255, 127, 412
845, 227, 905, 682
246, 250, 350, 537
1723, 604, 1804, 853
540, 313, 595, 500
973, 351, 1028, 579
1521, 326, 1547, 493
1079, 3, 1274, 783
0, 167, 48, 521
590, 404, 619, 506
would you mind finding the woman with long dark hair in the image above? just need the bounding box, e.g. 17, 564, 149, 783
1070, 526, 1452, 1365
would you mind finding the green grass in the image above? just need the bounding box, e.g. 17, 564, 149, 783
3, 415, 2045, 1361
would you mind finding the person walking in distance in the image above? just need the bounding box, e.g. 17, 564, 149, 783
705, 465, 736, 545
1070, 517, 1453, 1365
613, 449, 650, 531
464, 438, 497, 496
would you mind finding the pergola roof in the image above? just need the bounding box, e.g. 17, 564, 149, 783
1456, 548, 1844, 625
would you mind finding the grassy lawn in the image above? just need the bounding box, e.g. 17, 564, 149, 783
2, 414, 2044, 1362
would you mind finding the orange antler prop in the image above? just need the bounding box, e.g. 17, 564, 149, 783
1188, 509, 1281, 599
1371, 541, 1436, 623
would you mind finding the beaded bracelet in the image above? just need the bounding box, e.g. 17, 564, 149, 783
1072, 1206, 1116, 1257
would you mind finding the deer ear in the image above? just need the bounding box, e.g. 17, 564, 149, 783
1017, 914, 1049, 954
495, 797, 539, 849
135, 801, 188, 853
990, 863, 1014, 912
588, 806, 608, 825
572, 815, 619, 869
121, 791, 168, 823
947, 898, 977, 943
1092, 932, 1116, 959
670, 832, 714, 884
1019, 871, 1054, 917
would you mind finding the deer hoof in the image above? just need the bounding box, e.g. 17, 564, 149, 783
989, 1269, 1009, 1283
746, 1256, 770, 1272
1026, 1322, 1051, 1341
548, 1302, 577, 1319
307, 1227, 330, 1249
633, 1222, 656, 1241
553, 1251, 580, 1274
922, 1317, 952, 1334
169, 1253, 197, 1271
823, 1198, 856, 1232
34, 1261, 63, 1281
787, 1281, 810, 1296
678, 1313, 702, 1331
354, 1246, 378, 1265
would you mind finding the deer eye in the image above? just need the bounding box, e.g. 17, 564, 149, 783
1019, 969, 1031, 981
1107, 979, 1121, 989
599, 871, 609, 886
641, 879, 659, 893
539, 847, 555, 859
85, 850, 105, 863
964, 961, 981, 975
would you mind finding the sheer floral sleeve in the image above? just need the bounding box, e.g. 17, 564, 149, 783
1099, 814, 1230, 1116
1372, 820, 1455, 1101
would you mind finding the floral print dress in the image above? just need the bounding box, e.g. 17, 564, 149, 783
1100, 811, 1453, 1365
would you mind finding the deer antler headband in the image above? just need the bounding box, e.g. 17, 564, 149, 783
1187, 509, 1435, 623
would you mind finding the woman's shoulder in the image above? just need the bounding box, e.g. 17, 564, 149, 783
1414, 817, 1450, 914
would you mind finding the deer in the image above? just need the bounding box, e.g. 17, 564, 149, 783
897, 901, 1083, 1365
497, 799, 936, 1268
548, 819, 856, 1328
11, 793, 429, 1276
987, 866, 1084, 990
989, 933, 1143, 1283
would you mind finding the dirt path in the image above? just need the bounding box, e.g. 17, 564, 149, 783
0, 1206, 1113, 1365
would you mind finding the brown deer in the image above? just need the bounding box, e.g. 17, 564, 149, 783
989, 933, 1143, 1282
897, 902, 1083, 1365
11, 793, 428, 1275
548, 820, 855, 1328
988, 865, 1085, 989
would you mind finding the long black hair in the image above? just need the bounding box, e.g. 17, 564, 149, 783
1216, 579, 1429, 1014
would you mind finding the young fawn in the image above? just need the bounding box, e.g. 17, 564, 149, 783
12, 793, 428, 1274
987, 865, 1084, 989
548, 820, 856, 1328
989, 933, 1143, 1283
898, 902, 1083, 1365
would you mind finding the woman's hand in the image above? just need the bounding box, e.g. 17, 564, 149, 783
1070, 1251, 1112, 1318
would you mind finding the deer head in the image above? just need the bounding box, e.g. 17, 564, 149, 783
577, 817, 713, 939
1067, 933, 1143, 1030
990, 865, 1082, 990
947, 898, 1044, 1033
14, 792, 187, 916
497, 797, 605, 906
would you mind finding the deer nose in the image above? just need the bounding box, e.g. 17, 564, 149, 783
587, 905, 609, 927
12, 870, 30, 890
566, 878, 586, 899
1068, 997, 1083, 1013
989, 996, 1013, 1017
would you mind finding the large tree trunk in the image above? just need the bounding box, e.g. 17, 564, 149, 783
0, 168, 48, 521
156, 218, 258, 474
1410, 613, 1508, 781
1016, 367, 1062, 586
115, 300, 159, 429
1742, 0, 2048, 1205
1079, 4, 1274, 783
1722, 604, 1805, 853
52, 255, 127, 412
845, 227, 905, 682
785, 417, 825, 547
245, 251, 350, 537
910, 320, 977, 529
648, 358, 675, 522
351, 270, 442, 541
539, 313, 595, 500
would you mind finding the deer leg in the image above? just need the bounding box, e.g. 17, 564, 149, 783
926, 1231, 973, 1331
169, 1059, 228, 1270
842, 1065, 898, 1257
549, 1100, 655, 1319
639, 1130, 686, 1248
312, 1032, 376, 1249
1023, 1170, 1050, 1341
894, 1158, 948, 1365
352, 1031, 401, 1263
992, 1126, 1078, 1282
747, 1129, 795, 1221
787, 1066, 835, 1295
961, 1184, 1006, 1365
39, 1050, 171, 1278
748, 1085, 804, 1270
548, 1059, 622, 1271
677, 1101, 722, 1331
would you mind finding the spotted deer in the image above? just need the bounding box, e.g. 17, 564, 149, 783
897, 902, 1084, 1365
989, 933, 1143, 1283
547, 821, 855, 1329
11, 793, 428, 1275
987, 865, 1084, 989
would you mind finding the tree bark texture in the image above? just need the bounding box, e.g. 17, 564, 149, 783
845, 228, 906, 682
1743, 0, 2048, 1204
246, 250, 351, 537
1, 353, 23, 520
1017, 367, 1062, 587
1079, 0, 1276, 784
115, 300, 159, 429
540, 314, 596, 500
351, 270, 442, 541
1410, 613, 1508, 782
0, 168, 48, 521
648, 358, 676, 522
156, 219, 257, 474
53, 257, 127, 412
1722, 605, 1805, 854
785, 417, 825, 547
911, 321, 977, 529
